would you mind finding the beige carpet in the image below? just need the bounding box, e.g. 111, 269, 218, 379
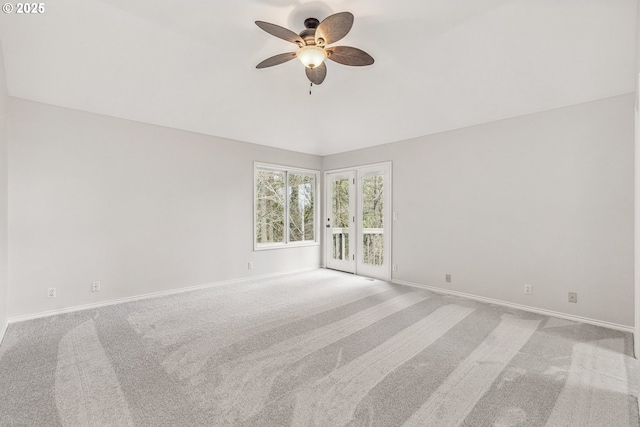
0, 269, 637, 426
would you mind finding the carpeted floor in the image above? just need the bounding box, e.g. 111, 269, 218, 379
0, 269, 638, 427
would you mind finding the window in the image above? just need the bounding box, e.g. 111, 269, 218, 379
255, 163, 319, 249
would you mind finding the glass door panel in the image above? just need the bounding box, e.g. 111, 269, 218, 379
361, 174, 384, 266
356, 165, 390, 280
326, 171, 355, 273
332, 178, 350, 262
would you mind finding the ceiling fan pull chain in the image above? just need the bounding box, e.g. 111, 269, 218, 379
310, 82, 313, 95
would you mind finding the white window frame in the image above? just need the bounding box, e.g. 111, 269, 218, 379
254, 162, 320, 250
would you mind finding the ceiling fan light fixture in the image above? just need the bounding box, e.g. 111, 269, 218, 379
296, 45, 327, 69
255, 12, 373, 85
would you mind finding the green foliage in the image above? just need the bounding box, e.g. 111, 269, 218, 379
256, 170, 285, 244
362, 176, 383, 228
289, 174, 315, 242
331, 178, 351, 260
330, 175, 384, 265
256, 169, 315, 245
362, 176, 384, 265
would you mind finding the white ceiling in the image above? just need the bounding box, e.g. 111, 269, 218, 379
0, 0, 637, 156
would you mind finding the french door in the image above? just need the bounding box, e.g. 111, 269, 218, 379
325, 163, 391, 280
326, 170, 356, 273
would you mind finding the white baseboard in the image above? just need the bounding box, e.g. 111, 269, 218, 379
0, 320, 7, 346
393, 279, 633, 333
8, 268, 320, 324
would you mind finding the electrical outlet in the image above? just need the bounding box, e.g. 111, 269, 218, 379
47, 287, 56, 298
92, 281, 101, 292
524, 284, 532, 295
393, 212, 398, 220
392, 264, 398, 272
568, 292, 577, 303
248, 262, 253, 270
445, 274, 451, 283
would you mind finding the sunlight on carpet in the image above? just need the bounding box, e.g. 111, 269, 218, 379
0, 269, 637, 426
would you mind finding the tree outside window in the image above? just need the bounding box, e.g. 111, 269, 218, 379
255, 164, 318, 248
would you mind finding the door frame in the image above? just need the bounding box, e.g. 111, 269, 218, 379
325, 170, 356, 274
324, 161, 392, 281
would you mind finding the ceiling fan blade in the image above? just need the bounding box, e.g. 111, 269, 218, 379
255, 21, 305, 46
315, 12, 354, 46
326, 46, 374, 66
305, 63, 327, 85
256, 52, 297, 69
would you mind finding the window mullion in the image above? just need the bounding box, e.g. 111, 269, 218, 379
284, 171, 290, 244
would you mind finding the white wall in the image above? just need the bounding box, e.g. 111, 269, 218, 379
5, 92, 634, 327
7, 98, 322, 319
0, 42, 8, 339
325, 94, 635, 328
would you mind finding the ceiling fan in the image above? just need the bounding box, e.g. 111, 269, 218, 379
255, 12, 374, 85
